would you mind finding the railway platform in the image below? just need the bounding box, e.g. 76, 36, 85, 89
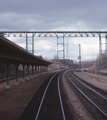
0, 72, 54, 120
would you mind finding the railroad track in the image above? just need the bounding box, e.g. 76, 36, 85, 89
66, 71, 107, 120
35, 72, 66, 120
19, 71, 73, 120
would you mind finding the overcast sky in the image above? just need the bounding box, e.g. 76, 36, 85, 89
0, 0, 107, 61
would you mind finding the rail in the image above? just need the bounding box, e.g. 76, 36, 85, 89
66, 71, 107, 119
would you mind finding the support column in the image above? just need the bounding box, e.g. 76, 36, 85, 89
15, 64, 19, 85
32, 35, 34, 54
39, 66, 41, 73
99, 35, 102, 69
27, 65, 30, 80
26, 34, 28, 51
38, 66, 39, 74
99, 35, 102, 54
40, 66, 42, 73
26, 33, 34, 54
34, 65, 37, 77
79, 44, 81, 70
35, 66, 37, 74
31, 65, 34, 78
41, 66, 43, 74
57, 36, 65, 59
105, 35, 107, 54
22, 64, 26, 82
6, 63, 11, 89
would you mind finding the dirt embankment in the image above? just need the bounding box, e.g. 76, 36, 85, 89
48, 59, 70, 70
74, 72, 107, 92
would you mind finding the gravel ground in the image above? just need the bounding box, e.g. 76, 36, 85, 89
74, 71, 107, 92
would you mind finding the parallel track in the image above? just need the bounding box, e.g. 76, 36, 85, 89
66, 71, 107, 120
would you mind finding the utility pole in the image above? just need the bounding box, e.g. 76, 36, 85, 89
78, 44, 81, 70
95, 58, 97, 77
66, 38, 69, 59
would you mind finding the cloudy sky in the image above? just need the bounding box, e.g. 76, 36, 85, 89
0, 0, 107, 61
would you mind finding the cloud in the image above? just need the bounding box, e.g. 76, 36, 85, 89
35, 40, 53, 51
1, 0, 107, 60
0, 0, 107, 30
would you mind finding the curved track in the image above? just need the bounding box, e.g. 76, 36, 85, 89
66, 71, 107, 120
35, 72, 66, 120
19, 71, 73, 120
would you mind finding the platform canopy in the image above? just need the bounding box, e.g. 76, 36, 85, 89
0, 35, 51, 66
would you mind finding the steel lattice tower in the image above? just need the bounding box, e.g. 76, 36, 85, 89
57, 36, 65, 59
